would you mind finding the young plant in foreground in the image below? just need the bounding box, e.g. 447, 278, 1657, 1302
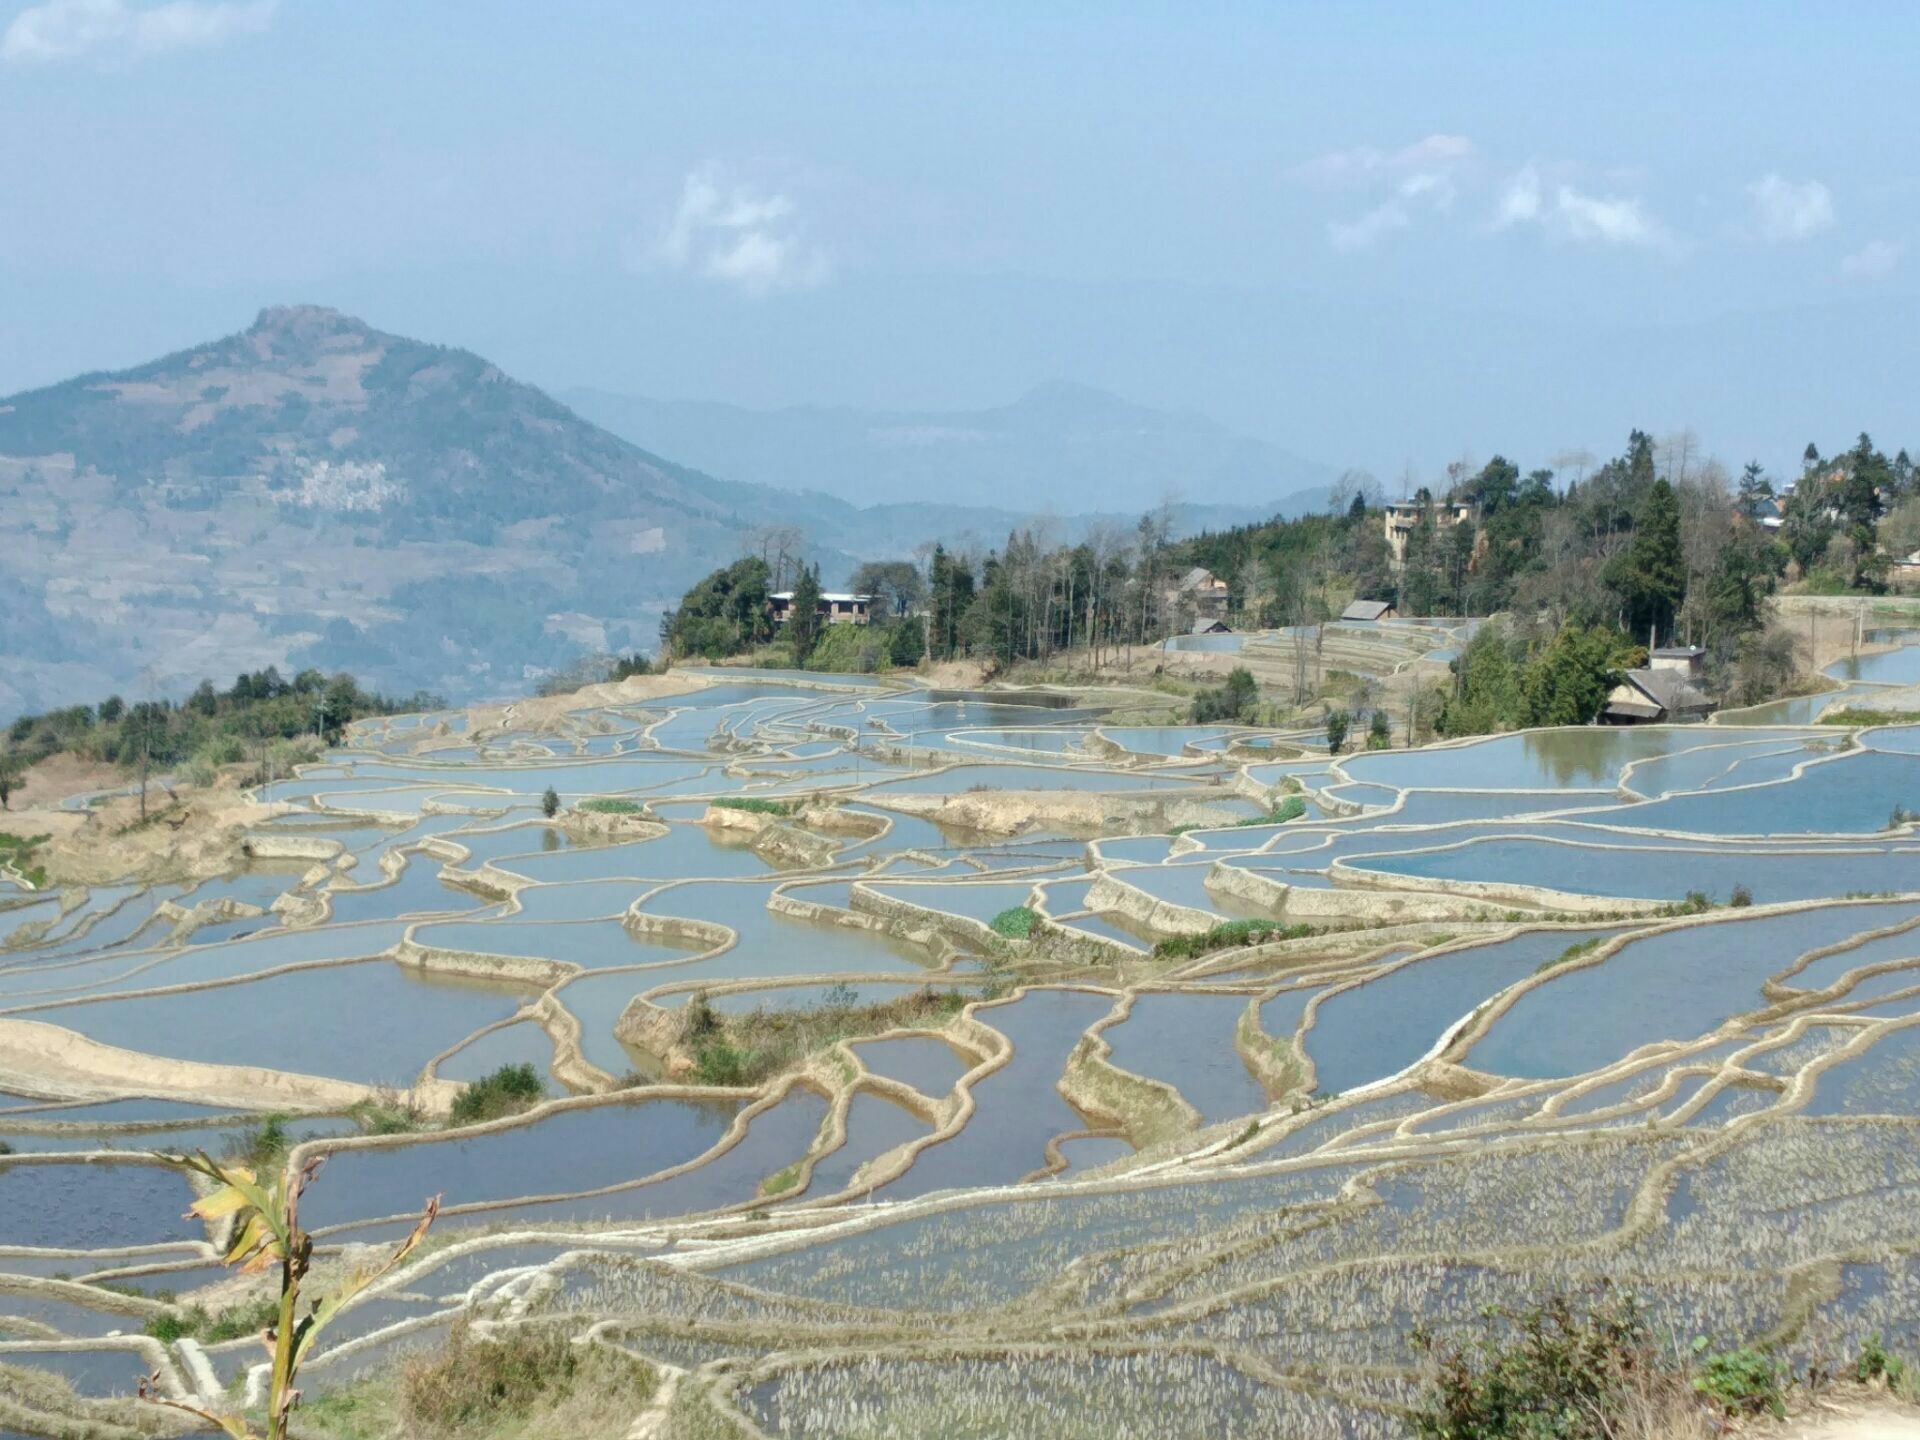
139, 1149, 437, 1440
1408, 1287, 1785, 1439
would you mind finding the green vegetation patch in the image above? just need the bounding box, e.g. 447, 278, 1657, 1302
1191, 667, 1257, 724
1168, 795, 1306, 836
345, 1088, 426, 1136
2, 669, 436, 789
577, 797, 644, 814
1151, 918, 1316, 961
1534, 936, 1605, 974
682, 984, 971, 1090
1821, 707, 1919, 727
221, 1112, 295, 1169
146, 1294, 279, 1345
0, 831, 51, 888
711, 796, 801, 817
989, 905, 1040, 938
760, 1160, 805, 1197
447, 1062, 544, 1127
1408, 1288, 1787, 1438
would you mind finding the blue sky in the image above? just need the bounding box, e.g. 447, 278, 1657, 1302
1, 1, 1914, 485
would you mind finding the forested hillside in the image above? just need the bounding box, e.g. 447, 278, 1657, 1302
660, 429, 1915, 733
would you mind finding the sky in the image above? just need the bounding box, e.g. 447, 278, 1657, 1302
1, 0, 1915, 486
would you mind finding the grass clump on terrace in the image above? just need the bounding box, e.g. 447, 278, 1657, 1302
576, 797, 643, 814
345, 1087, 425, 1135
1168, 795, 1306, 836
1151, 918, 1315, 961
711, 796, 801, 817
1535, 936, 1605, 974
0, 831, 51, 888
1821, 708, 1918, 727
343, 1068, 542, 1137
760, 1159, 804, 1197
990, 905, 1039, 938
448, 1062, 544, 1127
393, 1320, 657, 1439
221, 1112, 295, 1168
683, 984, 971, 1089
146, 1294, 279, 1345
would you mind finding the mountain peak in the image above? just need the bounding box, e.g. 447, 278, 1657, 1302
247, 304, 370, 346
1008, 379, 1140, 417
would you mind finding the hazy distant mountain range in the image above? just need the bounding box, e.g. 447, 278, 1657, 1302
0, 307, 1327, 716
562, 381, 1333, 516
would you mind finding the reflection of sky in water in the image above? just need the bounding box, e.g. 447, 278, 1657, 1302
23, 644, 1920, 1346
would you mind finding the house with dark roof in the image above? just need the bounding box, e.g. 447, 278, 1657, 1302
1340, 599, 1397, 622
1601, 665, 1716, 724
1168, 566, 1230, 620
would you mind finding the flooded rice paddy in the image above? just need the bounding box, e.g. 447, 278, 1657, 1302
12, 650, 1920, 1435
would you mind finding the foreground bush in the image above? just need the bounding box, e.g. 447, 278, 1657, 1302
1191, 667, 1258, 723
990, 905, 1039, 938
399, 1321, 655, 1437
447, 1063, 544, 1127
1407, 1288, 1784, 1439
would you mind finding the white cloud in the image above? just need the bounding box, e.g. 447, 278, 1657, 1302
1493, 166, 1665, 248
1747, 173, 1834, 241
1494, 166, 1543, 227
652, 167, 828, 296
1555, 185, 1658, 246
1306, 134, 1473, 251
1296, 133, 1474, 188
1328, 199, 1410, 252
1840, 239, 1904, 280
2, 0, 274, 66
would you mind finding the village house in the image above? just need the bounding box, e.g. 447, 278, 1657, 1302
1340, 599, 1398, 623
768, 591, 872, 626
1601, 645, 1717, 724
1167, 566, 1231, 620
1384, 498, 1476, 568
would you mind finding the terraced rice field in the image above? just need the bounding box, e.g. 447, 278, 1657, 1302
7, 650, 1920, 1436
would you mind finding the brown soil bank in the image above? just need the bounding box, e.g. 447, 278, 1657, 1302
0, 1016, 394, 1111
32, 780, 288, 886
908, 789, 1244, 837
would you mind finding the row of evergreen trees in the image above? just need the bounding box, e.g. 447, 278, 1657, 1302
2, 668, 435, 779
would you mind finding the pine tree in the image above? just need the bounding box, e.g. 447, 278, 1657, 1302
1735, 462, 1774, 520
1619, 478, 1685, 644
789, 563, 823, 661
1325, 708, 1350, 754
